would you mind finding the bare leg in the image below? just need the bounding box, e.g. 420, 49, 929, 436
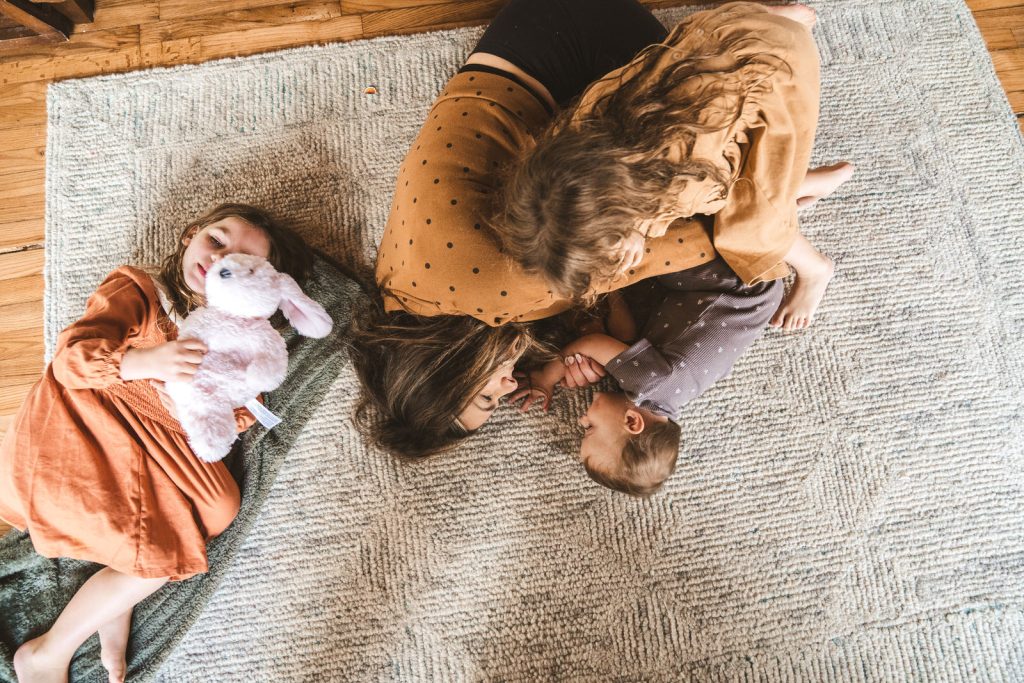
797, 162, 855, 209
98, 610, 132, 683
14, 567, 167, 683
763, 3, 817, 29
770, 233, 835, 331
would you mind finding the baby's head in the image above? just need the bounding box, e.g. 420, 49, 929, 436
577, 391, 681, 497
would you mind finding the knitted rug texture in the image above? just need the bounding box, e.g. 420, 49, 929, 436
20, 0, 1024, 680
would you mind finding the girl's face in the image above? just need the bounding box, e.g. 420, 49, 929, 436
182, 216, 272, 295
456, 357, 520, 431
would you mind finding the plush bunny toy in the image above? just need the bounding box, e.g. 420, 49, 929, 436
165, 253, 333, 462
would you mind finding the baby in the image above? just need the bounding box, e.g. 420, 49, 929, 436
514, 257, 784, 496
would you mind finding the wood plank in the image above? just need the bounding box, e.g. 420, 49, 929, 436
975, 6, 1024, 49
966, 0, 1024, 11
991, 47, 1024, 92
0, 143, 46, 177
197, 14, 361, 59
0, 0, 72, 39
0, 218, 44, 252
51, 0, 96, 24
0, 25, 140, 86
76, 0, 158, 33
140, 0, 342, 43
0, 80, 46, 130
361, 0, 503, 37
0, 32, 60, 51
1007, 89, 1024, 112
0, 122, 46, 152
157, 0, 300, 21
342, 0, 456, 13
0, 245, 43, 280
0, 300, 42, 334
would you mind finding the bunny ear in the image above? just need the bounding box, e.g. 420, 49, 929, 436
276, 273, 333, 338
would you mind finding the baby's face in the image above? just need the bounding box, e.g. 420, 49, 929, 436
181, 217, 271, 295
577, 391, 633, 474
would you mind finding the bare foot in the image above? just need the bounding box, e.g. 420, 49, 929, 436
797, 162, 855, 209
99, 610, 132, 683
770, 254, 835, 330
13, 636, 69, 683
764, 3, 817, 29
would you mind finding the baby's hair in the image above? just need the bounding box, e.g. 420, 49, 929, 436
159, 203, 314, 319
584, 418, 681, 497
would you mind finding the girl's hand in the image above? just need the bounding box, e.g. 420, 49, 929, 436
613, 230, 645, 277
120, 339, 207, 383
151, 381, 179, 420
560, 353, 606, 389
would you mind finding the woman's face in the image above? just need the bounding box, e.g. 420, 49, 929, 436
456, 358, 520, 431
182, 216, 272, 295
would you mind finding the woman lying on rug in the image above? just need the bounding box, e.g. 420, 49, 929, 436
1, 204, 314, 683
351, 0, 852, 460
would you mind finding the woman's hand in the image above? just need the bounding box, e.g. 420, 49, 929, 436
613, 230, 646, 277
120, 339, 207, 383
560, 353, 606, 389
510, 385, 552, 413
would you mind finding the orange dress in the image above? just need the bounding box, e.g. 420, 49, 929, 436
0, 267, 254, 580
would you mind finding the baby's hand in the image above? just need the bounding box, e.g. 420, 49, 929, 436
121, 339, 207, 383
510, 368, 556, 413
560, 353, 606, 389
612, 230, 645, 278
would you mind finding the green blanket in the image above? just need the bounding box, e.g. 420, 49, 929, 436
0, 254, 362, 683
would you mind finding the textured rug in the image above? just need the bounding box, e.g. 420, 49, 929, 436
31, 0, 1024, 680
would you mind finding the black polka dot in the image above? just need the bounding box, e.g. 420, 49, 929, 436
476, 90, 482, 95
446, 242, 453, 248
700, 252, 706, 258
494, 317, 502, 323
421, 160, 427, 165
401, 220, 405, 226
446, 143, 453, 148
469, 76, 475, 81
450, 199, 458, 205
678, 238, 684, 243
472, 267, 480, 274
426, 218, 432, 225
436, 126, 441, 131
413, 197, 417, 203
449, 286, 456, 292
474, 223, 481, 230
506, 86, 513, 92
477, 307, 484, 313
645, 247, 651, 253
462, 112, 468, 117
405, 181, 409, 186
629, 269, 636, 275
500, 291, 507, 297
489, 102, 496, 107
409, 239, 413, 244
475, 133, 482, 139
412, 281, 416, 287
665, 261, 670, 266
425, 263, 431, 269
454, 98, 460, 102
463, 167, 470, 173
433, 178, 440, 184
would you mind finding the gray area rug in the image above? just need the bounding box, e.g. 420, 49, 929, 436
39, 0, 1024, 680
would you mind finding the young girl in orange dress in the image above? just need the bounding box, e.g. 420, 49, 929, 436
0, 203, 313, 683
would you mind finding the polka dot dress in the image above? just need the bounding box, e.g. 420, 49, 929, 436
375, 70, 719, 326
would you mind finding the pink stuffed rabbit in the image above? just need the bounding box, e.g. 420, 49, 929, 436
165, 253, 332, 462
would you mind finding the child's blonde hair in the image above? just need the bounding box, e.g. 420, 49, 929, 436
158, 203, 314, 319
584, 418, 681, 497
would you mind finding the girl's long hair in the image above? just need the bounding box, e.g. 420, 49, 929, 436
348, 295, 540, 459
158, 203, 314, 319
495, 9, 789, 299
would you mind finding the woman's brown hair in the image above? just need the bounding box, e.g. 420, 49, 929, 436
348, 297, 539, 459
158, 203, 314, 319
495, 8, 789, 299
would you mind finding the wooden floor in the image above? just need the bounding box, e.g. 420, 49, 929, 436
0, 0, 1022, 537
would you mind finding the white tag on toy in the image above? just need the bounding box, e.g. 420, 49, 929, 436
245, 398, 282, 429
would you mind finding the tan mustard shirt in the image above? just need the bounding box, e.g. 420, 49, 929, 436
376, 70, 716, 326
